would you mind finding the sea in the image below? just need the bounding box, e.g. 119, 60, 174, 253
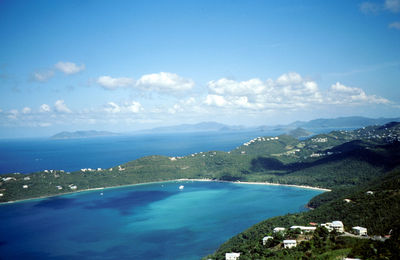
0, 131, 324, 259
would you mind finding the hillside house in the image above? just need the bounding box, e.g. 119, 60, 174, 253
290, 226, 317, 233
352, 226, 368, 236
225, 252, 240, 260
273, 227, 285, 233
22, 185, 28, 189
321, 221, 344, 233
283, 240, 297, 249
262, 236, 273, 245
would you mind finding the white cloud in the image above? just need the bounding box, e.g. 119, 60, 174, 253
136, 72, 194, 93
205, 72, 323, 110
40, 104, 51, 113
389, 21, 400, 29
385, 0, 400, 12
204, 94, 229, 107
126, 101, 143, 113
54, 100, 72, 113
204, 73, 391, 113
33, 70, 54, 82
208, 78, 265, 96
104, 102, 121, 113
276, 72, 303, 85
104, 101, 143, 114
329, 82, 390, 104
97, 76, 134, 90
55, 61, 85, 75
7, 109, 18, 119
22, 107, 31, 114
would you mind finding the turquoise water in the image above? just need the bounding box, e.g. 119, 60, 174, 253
0, 181, 323, 259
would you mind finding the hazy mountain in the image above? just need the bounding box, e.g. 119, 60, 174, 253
288, 116, 400, 129
139, 121, 245, 133
286, 127, 313, 138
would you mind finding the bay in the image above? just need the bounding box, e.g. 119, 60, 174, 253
0, 181, 322, 259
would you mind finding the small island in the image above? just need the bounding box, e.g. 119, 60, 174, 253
51, 130, 119, 140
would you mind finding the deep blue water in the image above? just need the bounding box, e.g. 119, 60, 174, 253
0, 131, 281, 174
0, 181, 323, 259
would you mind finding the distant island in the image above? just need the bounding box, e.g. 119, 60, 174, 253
51, 130, 119, 140
286, 127, 312, 138
52, 116, 400, 137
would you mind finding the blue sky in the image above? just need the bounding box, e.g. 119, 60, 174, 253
0, 0, 399, 137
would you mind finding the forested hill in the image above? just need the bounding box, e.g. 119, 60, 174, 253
206, 168, 400, 259
1, 122, 400, 204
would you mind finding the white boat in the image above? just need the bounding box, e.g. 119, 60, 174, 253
179, 185, 184, 190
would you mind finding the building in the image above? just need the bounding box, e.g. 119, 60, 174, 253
262, 236, 273, 245
352, 226, 368, 236
290, 226, 317, 233
225, 252, 240, 260
273, 227, 285, 233
321, 221, 344, 233
331, 221, 344, 233
366, 191, 374, 195
22, 185, 28, 189
283, 240, 297, 249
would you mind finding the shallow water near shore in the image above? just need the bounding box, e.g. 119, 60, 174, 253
0, 181, 323, 259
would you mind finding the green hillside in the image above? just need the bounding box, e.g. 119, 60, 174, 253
206, 168, 400, 259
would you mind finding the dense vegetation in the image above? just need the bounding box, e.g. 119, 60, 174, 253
205, 168, 400, 259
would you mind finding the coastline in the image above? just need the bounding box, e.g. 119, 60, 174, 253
0, 178, 330, 205
177, 178, 331, 191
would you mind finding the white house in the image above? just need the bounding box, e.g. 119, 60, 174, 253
0, 193, 4, 197
283, 240, 297, 249
225, 252, 240, 260
262, 236, 273, 245
321, 221, 344, 233
22, 185, 28, 189
69, 185, 77, 190
290, 226, 317, 233
331, 221, 344, 233
366, 191, 374, 195
273, 227, 285, 233
56, 186, 63, 190
24, 177, 31, 181
2, 177, 16, 182
352, 226, 368, 236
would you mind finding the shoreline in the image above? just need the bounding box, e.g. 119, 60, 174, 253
177, 178, 331, 191
0, 179, 330, 205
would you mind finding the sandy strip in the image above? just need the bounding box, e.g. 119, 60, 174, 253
0, 179, 330, 205
176, 178, 331, 191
